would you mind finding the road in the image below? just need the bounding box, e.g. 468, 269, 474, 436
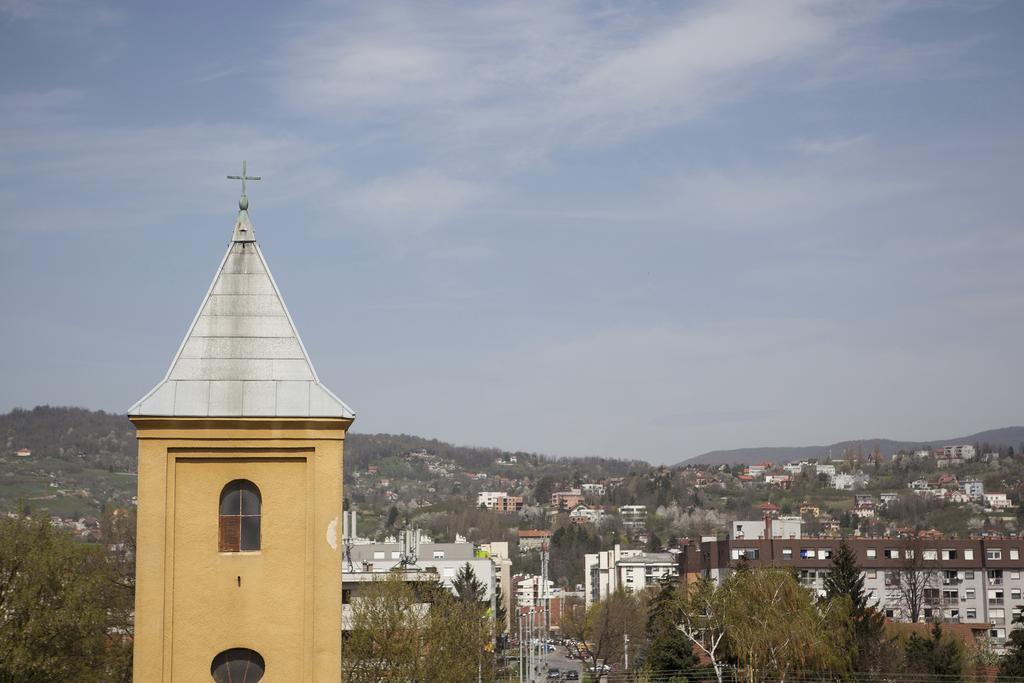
520, 643, 582, 682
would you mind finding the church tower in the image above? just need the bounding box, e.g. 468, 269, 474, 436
129, 165, 353, 682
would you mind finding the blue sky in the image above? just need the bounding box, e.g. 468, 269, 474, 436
1, 1, 1022, 463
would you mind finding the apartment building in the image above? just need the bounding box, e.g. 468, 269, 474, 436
551, 489, 585, 510
680, 534, 1024, 645
477, 491, 524, 512
349, 540, 496, 603
583, 544, 677, 607
619, 504, 648, 531
732, 516, 802, 540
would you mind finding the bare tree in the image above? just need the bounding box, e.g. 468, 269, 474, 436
676, 578, 730, 683
894, 538, 938, 623
560, 591, 644, 675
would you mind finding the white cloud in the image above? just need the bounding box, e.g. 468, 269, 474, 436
338, 170, 486, 231
271, 1, 872, 159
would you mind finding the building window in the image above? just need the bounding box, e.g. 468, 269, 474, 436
923, 549, 938, 561
884, 549, 900, 559
885, 609, 894, 618
967, 608, 977, 619
1013, 572, 1021, 580
1012, 549, 1020, 561
782, 548, 793, 559
965, 571, 975, 580
867, 570, 877, 580
211, 648, 265, 682
433, 551, 446, 559
866, 548, 877, 559
941, 549, 958, 561
964, 549, 974, 561
818, 549, 832, 560
988, 549, 1003, 561
966, 589, 976, 599
218, 480, 261, 552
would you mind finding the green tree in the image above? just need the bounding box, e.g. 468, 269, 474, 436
723, 568, 852, 682
904, 622, 965, 681
0, 516, 131, 682
452, 562, 486, 605
998, 613, 1024, 680
344, 574, 423, 683
344, 572, 495, 683
644, 575, 699, 678
645, 531, 662, 553
386, 505, 399, 529
824, 539, 886, 673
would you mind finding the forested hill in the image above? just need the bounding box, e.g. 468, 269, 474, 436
0, 406, 649, 478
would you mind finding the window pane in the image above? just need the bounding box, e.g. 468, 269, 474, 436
241, 515, 261, 551
220, 488, 241, 515
219, 516, 241, 552
240, 487, 261, 516
211, 648, 265, 683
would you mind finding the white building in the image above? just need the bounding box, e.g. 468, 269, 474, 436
944, 445, 977, 460
832, 472, 867, 490
985, 493, 1012, 510
784, 462, 809, 475
569, 504, 605, 525
584, 545, 642, 607
732, 517, 803, 540
815, 464, 836, 478
619, 504, 648, 531
515, 574, 557, 608
584, 545, 676, 607
477, 491, 507, 508
349, 540, 496, 602
581, 483, 606, 497
961, 479, 985, 500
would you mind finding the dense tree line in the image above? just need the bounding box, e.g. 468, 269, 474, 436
0, 513, 134, 682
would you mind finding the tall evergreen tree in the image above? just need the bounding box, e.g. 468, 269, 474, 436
998, 612, 1024, 680
824, 540, 867, 611
452, 562, 487, 605
824, 539, 886, 673
644, 575, 699, 677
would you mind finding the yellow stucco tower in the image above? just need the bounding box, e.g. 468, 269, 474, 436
129, 170, 353, 682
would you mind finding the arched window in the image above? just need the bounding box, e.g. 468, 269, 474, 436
211, 648, 265, 682
219, 480, 261, 552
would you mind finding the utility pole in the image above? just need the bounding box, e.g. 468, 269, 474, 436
518, 611, 524, 683
624, 632, 629, 671
540, 543, 550, 638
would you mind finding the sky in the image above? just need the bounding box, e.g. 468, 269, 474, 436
1, 1, 1022, 464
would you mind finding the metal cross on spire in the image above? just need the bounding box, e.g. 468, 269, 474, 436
227, 160, 261, 198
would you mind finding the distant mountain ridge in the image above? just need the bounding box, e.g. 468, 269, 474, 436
680, 426, 1024, 467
